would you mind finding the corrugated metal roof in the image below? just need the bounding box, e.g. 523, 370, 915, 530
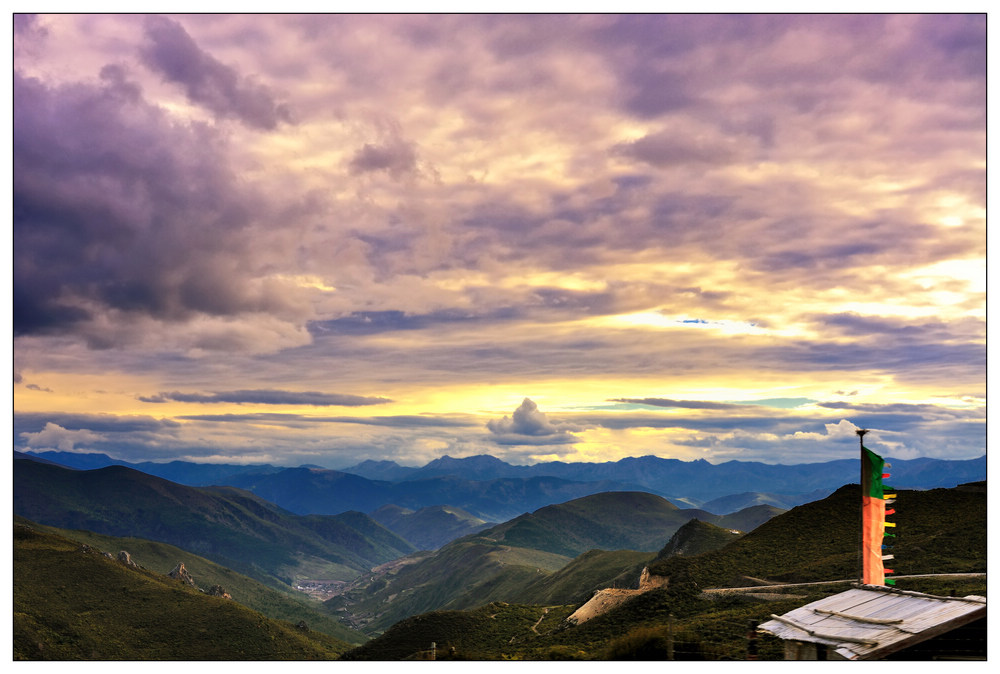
758, 585, 986, 660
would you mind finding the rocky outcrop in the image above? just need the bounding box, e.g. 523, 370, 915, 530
566, 588, 642, 625
207, 585, 232, 600
168, 562, 196, 587
565, 566, 671, 626
638, 566, 669, 590
117, 551, 138, 568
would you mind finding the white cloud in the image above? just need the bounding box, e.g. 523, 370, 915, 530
21, 422, 105, 452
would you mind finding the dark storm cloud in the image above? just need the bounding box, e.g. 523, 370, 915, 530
141, 15, 292, 129
140, 389, 392, 406
13, 68, 305, 348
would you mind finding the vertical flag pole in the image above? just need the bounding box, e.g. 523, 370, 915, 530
856, 429, 868, 585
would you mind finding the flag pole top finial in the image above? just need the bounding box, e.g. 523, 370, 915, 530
856, 429, 869, 437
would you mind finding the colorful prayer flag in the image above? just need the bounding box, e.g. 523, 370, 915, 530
861, 445, 890, 585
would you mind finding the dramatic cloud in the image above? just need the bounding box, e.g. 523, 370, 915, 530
12, 14, 984, 468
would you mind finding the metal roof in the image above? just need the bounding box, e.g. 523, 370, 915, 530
758, 584, 986, 660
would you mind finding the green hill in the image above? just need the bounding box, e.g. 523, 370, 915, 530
326, 491, 782, 633
326, 539, 572, 633
716, 504, 785, 532
13, 458, 415, 590
656, 519, 744, 559
15, 516, 366, 644
648, 482, 987, 586
13, 522, 352, 660
341, 481, 987, 660
473, 491, 718, 557
514, 549, 654, 605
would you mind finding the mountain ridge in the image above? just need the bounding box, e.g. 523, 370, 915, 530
30, 450, 985, 509
12, 457, 415, 590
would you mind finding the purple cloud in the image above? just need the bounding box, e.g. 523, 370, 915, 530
141, 15, 292, 129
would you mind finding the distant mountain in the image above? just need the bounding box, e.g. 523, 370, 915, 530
13, 522, 354, 660
402, 454, 517, 481
714, 504, 787, 532
224, 466, 651, 522
701, 489, 833, 514
338, 459, 418, 482
225, 466, 399, 515
12, 458, 415, 590
448, 453, 986, 500
370, 505, 494, 550
23, 449, 986, 520
21, 450, 283, 485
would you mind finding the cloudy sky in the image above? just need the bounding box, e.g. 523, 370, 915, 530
12, 13, 986, 468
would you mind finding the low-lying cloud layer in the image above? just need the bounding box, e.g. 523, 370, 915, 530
13, 14, 985, 468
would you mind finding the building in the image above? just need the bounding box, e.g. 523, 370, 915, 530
758, 583, 986, 660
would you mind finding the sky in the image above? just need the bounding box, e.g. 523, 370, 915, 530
10, 13, 986, 469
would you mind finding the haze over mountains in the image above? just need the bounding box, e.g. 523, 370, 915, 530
22, 450, 986, 521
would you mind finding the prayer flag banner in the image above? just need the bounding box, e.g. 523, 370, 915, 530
861, 445, 890, 585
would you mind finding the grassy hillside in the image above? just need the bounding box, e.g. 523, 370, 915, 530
340, 602, 579, 660
327, 539, 572, 633
648, 482, 987, 586
514, 549, 654, 605
656, 519, 744, 559
13, 458, 414, 589
325, 491, 783, 633
16, 516, 366, 644
716, 504, 785, 532
474, 492, 703, 556
341, 481, 987, 660
13, 522, 352, 660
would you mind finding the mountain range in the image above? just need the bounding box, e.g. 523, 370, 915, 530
13, 456, 415, 590
23, 450, 986, 521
